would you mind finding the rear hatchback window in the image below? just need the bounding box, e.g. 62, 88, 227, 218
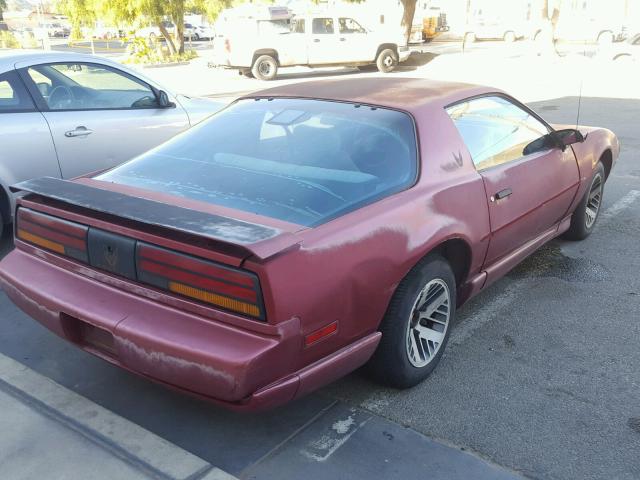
96, 98, 418, 226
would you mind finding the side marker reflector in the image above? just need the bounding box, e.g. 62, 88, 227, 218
305, 322, 338, 347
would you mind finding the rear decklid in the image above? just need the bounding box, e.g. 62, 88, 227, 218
11, 177, 302, 264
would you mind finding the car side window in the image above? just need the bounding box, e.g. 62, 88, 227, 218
26, 63, 160, 111
338, 18, 366, 34
292, 18, 305, 33
0, 70, 35, 113
447, 96, 550, 171
312, 18, 334, 34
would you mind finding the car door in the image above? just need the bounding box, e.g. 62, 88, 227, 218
337, 17, 371, 62
17, 61, 190, 179
447, 95, 580, 266
0, 70, 60, 220
308, 17, 340, 64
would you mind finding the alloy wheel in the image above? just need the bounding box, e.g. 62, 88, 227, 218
406, 279, 451, 368
585, 173, 603, 229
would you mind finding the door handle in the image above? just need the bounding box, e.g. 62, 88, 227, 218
492, 188, 513, 201
339, 37, 346, 41
313, 38, 320, 43
65, 126, 93, 138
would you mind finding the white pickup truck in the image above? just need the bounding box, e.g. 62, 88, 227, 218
211, 13, 411, 80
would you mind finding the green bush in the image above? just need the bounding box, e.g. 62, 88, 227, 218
0, 31, 21, 49
124, 35, 198, 65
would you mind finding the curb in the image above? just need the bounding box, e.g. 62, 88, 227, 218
0, 353, 237, 480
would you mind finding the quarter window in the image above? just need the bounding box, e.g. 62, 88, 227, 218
27, 63, 159, 111
447, 96, 550, 170
312, 18, 334, 34
0, 71, 35, 113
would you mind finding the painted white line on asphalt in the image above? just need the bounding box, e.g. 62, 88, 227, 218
300, 411, 371, 462
600, 190, 640, 220
0, 353, 238, 480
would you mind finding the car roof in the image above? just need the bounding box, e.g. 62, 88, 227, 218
243, 77, 501, 114
0, 50, 121, 72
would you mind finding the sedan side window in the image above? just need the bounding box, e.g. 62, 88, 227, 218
447, 96, 550, 171
27, 63, 160, 111
0, 71, 35, 113
312, 18, 334, 34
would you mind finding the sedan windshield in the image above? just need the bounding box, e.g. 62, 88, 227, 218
96, 98, 418, 226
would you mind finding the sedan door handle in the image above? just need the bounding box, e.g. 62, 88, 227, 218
313, 38, 320, 43
493, 188, 513, 201
65, 126, 93, 138
339, 37, 346, 41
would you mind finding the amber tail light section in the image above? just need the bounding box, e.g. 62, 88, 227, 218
16, 208, 88, 262
136, 243, 265, 320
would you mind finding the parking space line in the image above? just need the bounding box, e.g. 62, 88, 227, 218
600, 190, 640, 220
0, 352, 238, 480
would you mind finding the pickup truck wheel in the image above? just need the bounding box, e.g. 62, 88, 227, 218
564, 162, 605, 241
367, 254, 456, 388
376, 49, 398, 73
252, 55, 278, 81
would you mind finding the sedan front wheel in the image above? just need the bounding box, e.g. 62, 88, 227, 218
367, 254, 456, 388
564, 162, 605, 240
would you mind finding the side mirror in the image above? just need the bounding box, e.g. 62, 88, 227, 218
552, 128, 586, 150
157, 90, 175, 108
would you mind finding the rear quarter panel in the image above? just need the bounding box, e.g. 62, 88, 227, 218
247, 104, 491, 370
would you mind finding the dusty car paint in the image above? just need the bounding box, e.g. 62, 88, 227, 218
0, 78, 619, 410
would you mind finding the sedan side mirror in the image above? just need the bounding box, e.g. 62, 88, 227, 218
157, 90, 175, 108
552, 128, 586, 150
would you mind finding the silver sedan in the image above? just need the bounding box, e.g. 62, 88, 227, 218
0, 50, 222, 236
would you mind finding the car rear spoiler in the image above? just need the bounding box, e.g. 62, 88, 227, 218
11, 177, 300, 261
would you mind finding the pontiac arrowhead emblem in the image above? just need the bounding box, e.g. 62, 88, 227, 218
453, 151, 464, 167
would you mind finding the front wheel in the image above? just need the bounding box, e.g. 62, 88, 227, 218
503, 31, 517, 43
251, 55, 278, 81
564, 162, 605, 240
376, 49, 398, 73
367, 255, 456, 388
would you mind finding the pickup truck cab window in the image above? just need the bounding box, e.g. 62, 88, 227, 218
312, 18, 334, 34
339, 18, 366, 34
447, 95, 550, 171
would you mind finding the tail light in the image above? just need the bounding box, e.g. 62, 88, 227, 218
224, 37, 231, 53
16, 208, 88, 262
136, 243, 264, 320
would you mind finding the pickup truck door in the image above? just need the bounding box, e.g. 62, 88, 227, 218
308, 17, 341, 64
336, 17, 373, 62
0, 70, 60, 220
447, 96, 580, 269
17, 61, 190, 179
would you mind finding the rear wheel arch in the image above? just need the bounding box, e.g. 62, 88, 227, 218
599, 149, 613, 180
429, 238, 472, 290
375, 43, 398, 59
252, 49, 280, 66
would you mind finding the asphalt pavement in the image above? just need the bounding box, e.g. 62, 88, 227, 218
0, 51, 639, 479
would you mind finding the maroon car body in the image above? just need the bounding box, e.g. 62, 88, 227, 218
0, 78, 619, 410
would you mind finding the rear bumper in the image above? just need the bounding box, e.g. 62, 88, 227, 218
0, 249, 380, 410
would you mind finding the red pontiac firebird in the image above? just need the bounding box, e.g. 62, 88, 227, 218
0, 78, 619, 410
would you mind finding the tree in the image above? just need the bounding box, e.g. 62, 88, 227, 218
400, 0, 417, 44
540, 0, 560, 47
0, 0, 7, 22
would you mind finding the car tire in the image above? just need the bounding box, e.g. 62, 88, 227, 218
564, 162, 606, 241
0, 210, 3, 239
376, 49, 398, 73
251, 55, 278, 81
504, 31, 517, 43
367, 254, 456, 388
